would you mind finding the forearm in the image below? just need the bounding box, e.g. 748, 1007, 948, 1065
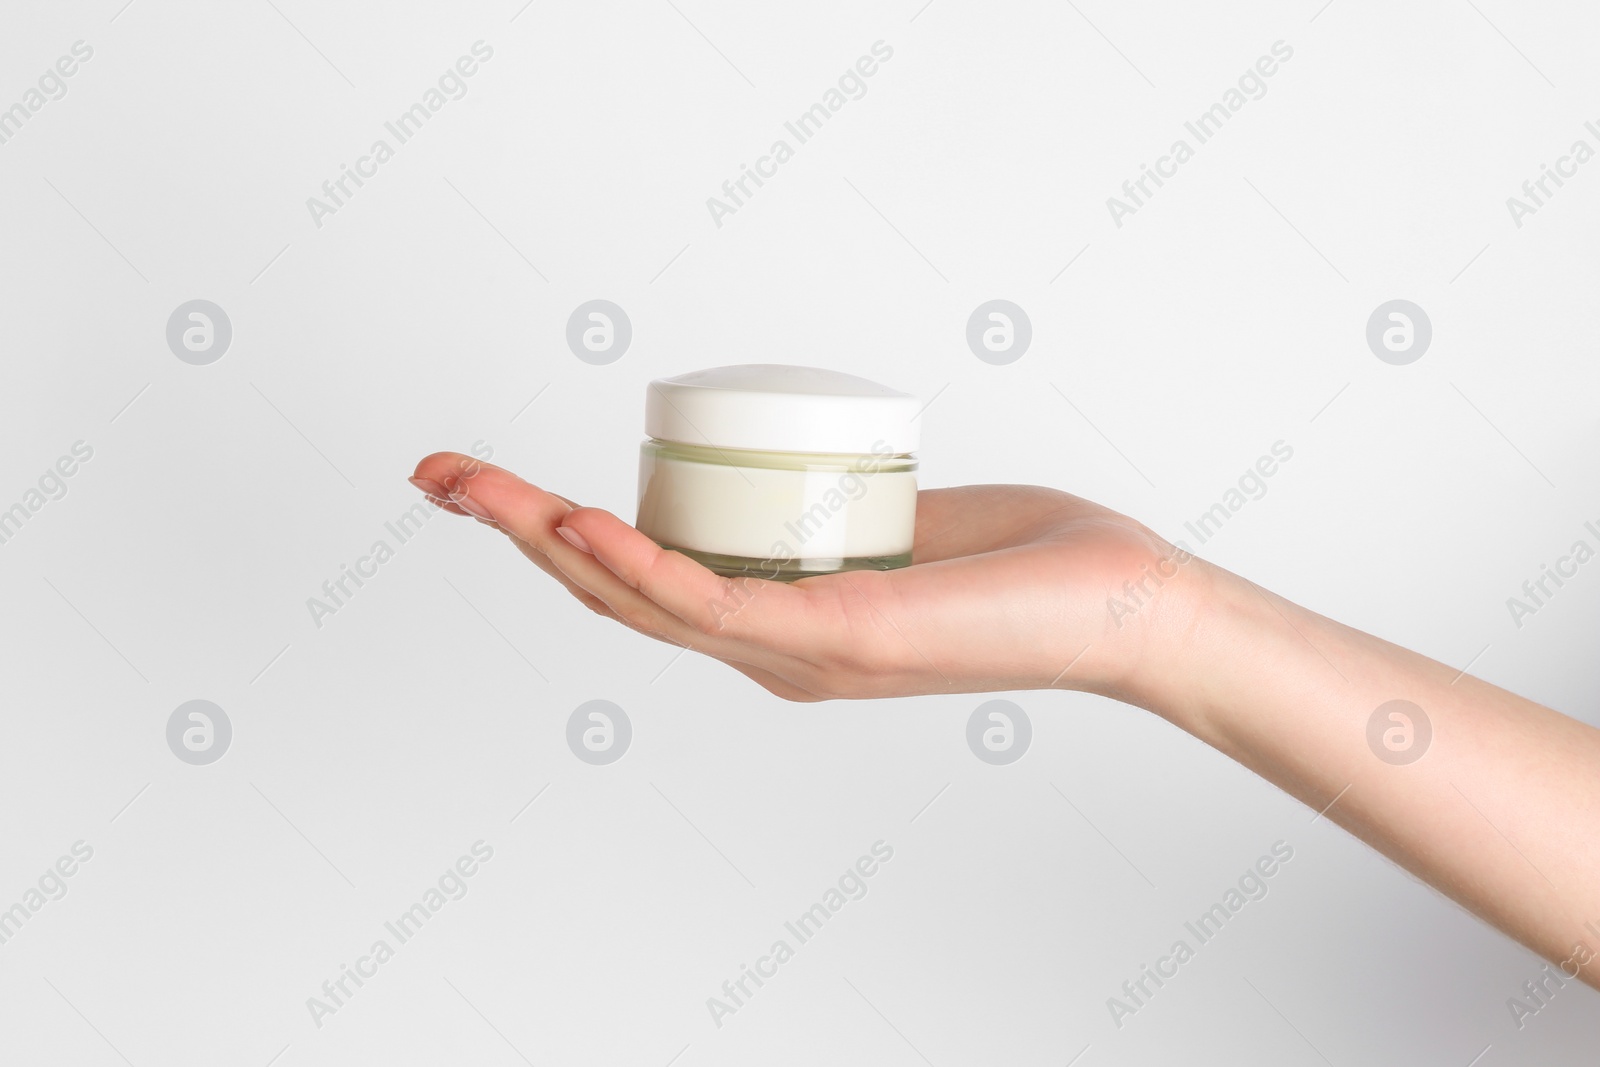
433, 456, 1600, 979
1138, 559, 1600, 987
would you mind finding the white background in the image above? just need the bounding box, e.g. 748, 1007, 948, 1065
1, 0, 1598, 1063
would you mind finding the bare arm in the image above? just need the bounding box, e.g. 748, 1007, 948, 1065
411, 453, 1600, 987
1148, 562, 1600, 986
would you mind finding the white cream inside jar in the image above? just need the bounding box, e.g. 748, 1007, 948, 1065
636, 365, 922, 580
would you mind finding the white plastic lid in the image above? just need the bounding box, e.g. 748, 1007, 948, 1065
644, 364, 921, 455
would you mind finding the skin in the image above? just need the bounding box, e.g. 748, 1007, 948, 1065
412, 451, 1600, 990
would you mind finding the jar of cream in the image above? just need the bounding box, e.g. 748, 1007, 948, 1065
636, 364, 921, 580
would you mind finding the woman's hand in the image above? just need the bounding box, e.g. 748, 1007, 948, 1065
412, 450, 1600, 990
409, 452, 1200, 703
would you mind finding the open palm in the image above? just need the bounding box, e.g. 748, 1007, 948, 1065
411, 452, 1192, 701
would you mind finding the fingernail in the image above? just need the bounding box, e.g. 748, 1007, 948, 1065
455, 494, 495, 523
557, 525, 593, 554
408, 476, 448, 497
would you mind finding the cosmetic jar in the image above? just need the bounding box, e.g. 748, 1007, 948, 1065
636, 364, 921, 580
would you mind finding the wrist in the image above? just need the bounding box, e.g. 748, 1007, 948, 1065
1046, 539, 1223, 710
1107, 555, 1278, 738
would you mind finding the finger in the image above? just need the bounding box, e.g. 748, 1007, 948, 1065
503, 530, 618, 621
406, 481, 471, 517
406, 458, 476, 517
522, 521, 818, 695
411, 452, 503, 521
415, 452, 610, 614
509, 524, 813, 699
413, 454, 724, 652
559, 506, 819, 649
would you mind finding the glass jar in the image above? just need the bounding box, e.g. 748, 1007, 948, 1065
636, 365, 922, 580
